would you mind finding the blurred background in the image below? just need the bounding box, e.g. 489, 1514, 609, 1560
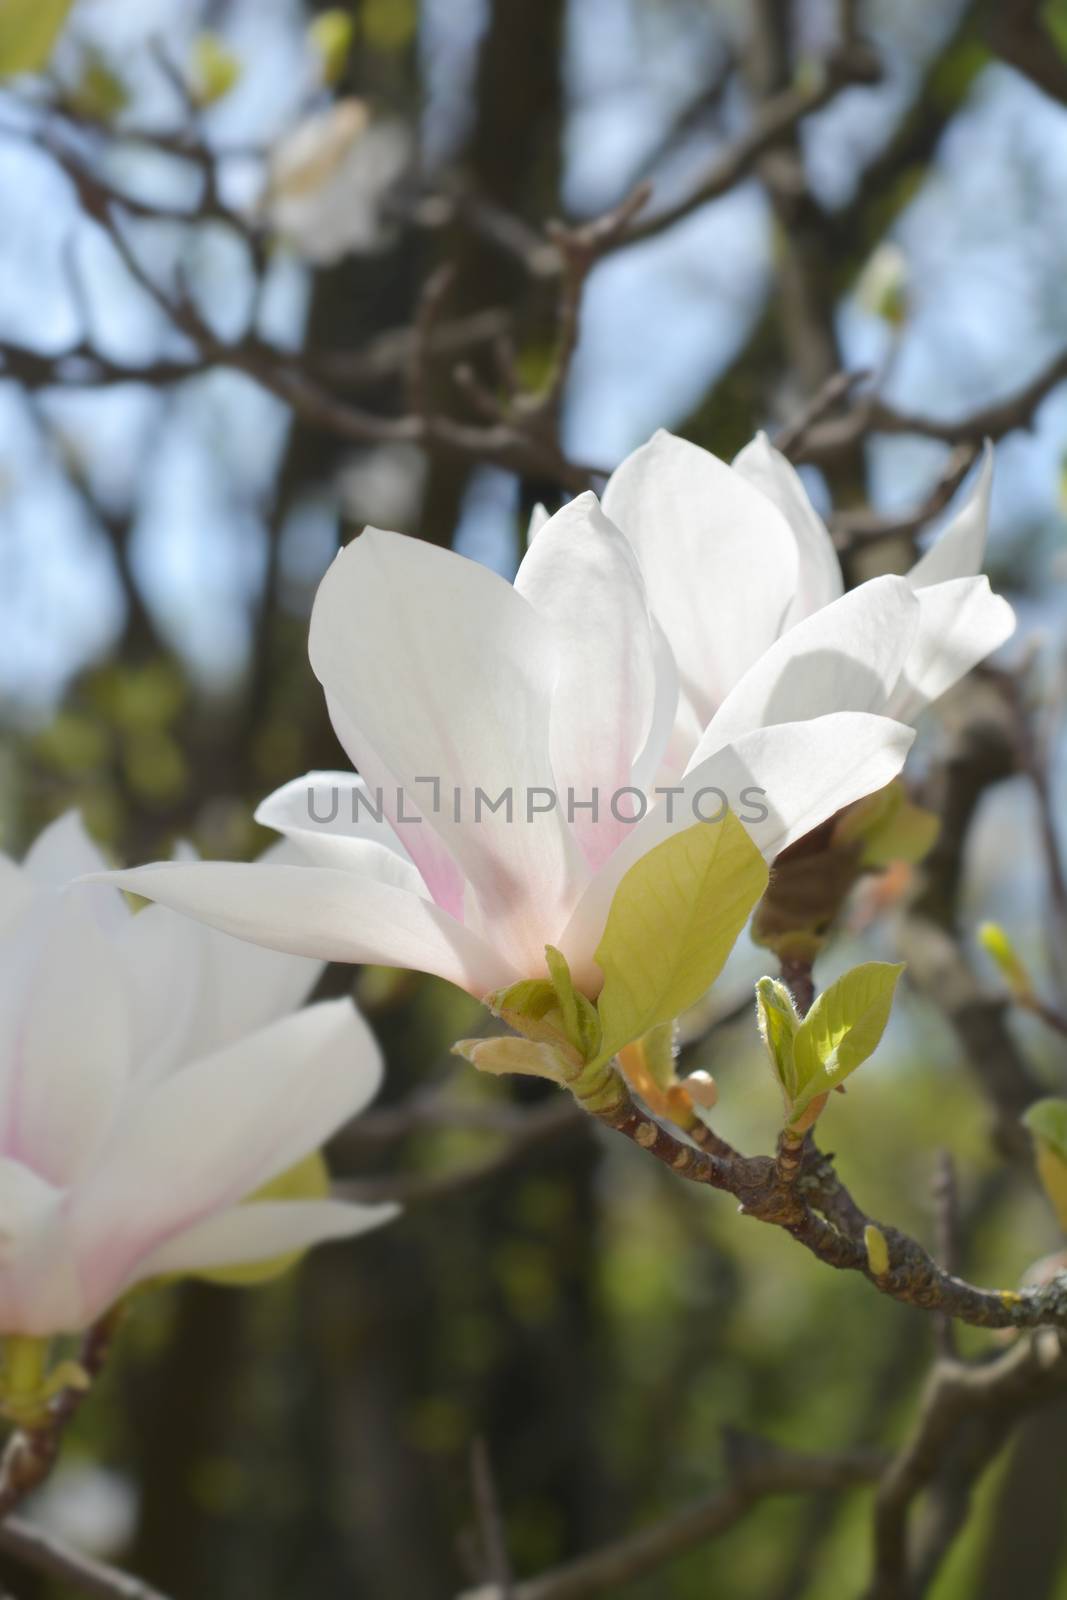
2, 0, 1067, 1595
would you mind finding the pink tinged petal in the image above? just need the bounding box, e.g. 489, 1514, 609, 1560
631, 617, 682, 790
602, 430, 800, 741
1, 893, 132, 1187
515, 493, 664, 871
887, 576, 1016, 725
71, 999, 382, 1314
308, 528, 583, 972
323, 695, 466, 920
732, 432, 844, 624
128, 1197, 398, 1286
96, 859, 517, 997
0, 1160, 85, 1336
908, 442, 993, 589
255, 771, 429, 892
557, 713, 915, 995
688, 574, 920, 765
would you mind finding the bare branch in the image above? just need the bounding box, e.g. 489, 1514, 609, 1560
0, 1517, 169, 1600
458, 1440, 885, 1600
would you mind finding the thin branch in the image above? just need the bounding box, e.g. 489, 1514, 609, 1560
458, 1441, 885, 1600
797, 349, 1067, 462
862, 1330, 1067, 1600
0, 1518, 169, 1600
470, 1439, 514, 1598
579, 1076, 1067, 1333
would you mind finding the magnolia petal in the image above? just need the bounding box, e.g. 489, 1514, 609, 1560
1, 894, 132, 1187
95, 859, 515, 995
72, 1000, 381, 1310
733, 432, 844, 624
515, 493, 660, 870
309, 528, 582, 971
129, 1197, 397, 1285
324, 694, 466, 919
908, 443, 992, 589
690, 574, 919, 762
0, 1160, 84, 1337
558, 713, 915, 992
255, 771, 428, 892
603, 429, 799, 735
887, 575, 1015, 723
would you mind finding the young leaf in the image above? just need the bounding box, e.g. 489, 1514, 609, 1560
592, 814, 768, 1068
789, 961, 904, 1124
545, 944, 601, 1062
755, 976, 800, 1104
978, 921, 1033, 1000
0, 0, 74, 77
309, 8, 354, 85
191, 32, 241, 106
1023, 1099, 1067, 1232
452, 1035, 568, 1085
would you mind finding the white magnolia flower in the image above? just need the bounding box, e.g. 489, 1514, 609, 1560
262, 98, 410, 264
105, 489, 917, 999
0, 814, 394, 1337
598, 431, 1014, 775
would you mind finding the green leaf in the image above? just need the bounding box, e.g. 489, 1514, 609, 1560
593, 814, 768, 1068
190, 31, 241, 106
309, 8, 354, 85
978, 921, 1032, 999
196, 1151, 330, 1288
835, 779, 938, 868
790, 961, 904, 1124
484, 977, 575, 1057
755, 976, 800, 1103
0, 0, 74, 77
1024, 1099, 1067, 1234
544, 945, 601, 1062
452, 1035, 569, 1085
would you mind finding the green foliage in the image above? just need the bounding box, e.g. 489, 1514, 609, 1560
194, 1151, 331, 1288
544, 944, 601, 1062
836, 779, 939, 869
190, 31, 241, 106
64, 48, 129, 119
758, 964, 904, 1130
0, 0, 73, 77
592, 814, 768, 1069
362, 0, 416, 52
978, 921, 1033, 999
1023, 1100, 1067, 1232
309, 8, 354, 85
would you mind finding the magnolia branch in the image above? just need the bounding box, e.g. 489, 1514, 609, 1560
457, 1440, 885, 1600
0, 1516, 169, 1600
862, 1329, 1067, 1599
583, 1078, 1067, 1332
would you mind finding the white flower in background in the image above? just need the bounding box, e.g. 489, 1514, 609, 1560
0, 814, 394, 1338
261, 98, 410, 264
599, 431, 1014, 775
105, 489, 917, 1000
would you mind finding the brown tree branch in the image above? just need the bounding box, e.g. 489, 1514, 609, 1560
458, 1440, 885, 1600
862, 1330, 1067, 1600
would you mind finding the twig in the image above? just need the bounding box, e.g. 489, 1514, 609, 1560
457, 1441, 885, 1600
0, 1517, 169, 1600
584, 1075, 1067, 1332
470, 1438, 513, 1597
862, 1329, 1067, 1600
932, 1153, 961, 1358
797, 348, 1067, 462
0, 1312, 120, 1518
830, 443, 979, 552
